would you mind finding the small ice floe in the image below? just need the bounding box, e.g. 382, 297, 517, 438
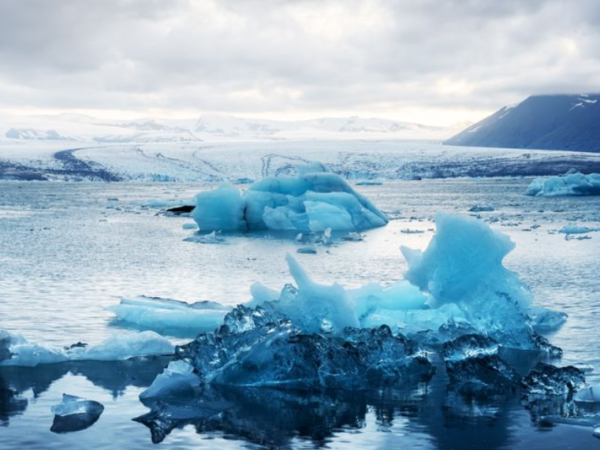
50, 394, 104, 434
1, 330, 174, 367
526, 171, 600, 197
108, 296, 231, 335
183, 230, 225, 244
559, 225, 599, 235
355, 180, 383, 186
297, 246, 317, 254
594, 427, 600, 439
400, 228, 425, 234
341, 232, 363, 242
182, 222, 198, 230
469, 205, 495, 212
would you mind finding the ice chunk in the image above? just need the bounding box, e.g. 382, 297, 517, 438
192, 183, 247, 232
402, 213, 534, 348
469, 204, 495, 212
528, 306, 567, 332
559, 225, 599, 235
108, 296, 231, 334
526, 172, 600, 197
574, 384, 600, 403
140, 360, 198, 400
50, 394, 104, 433
191, 164, 388, 233
1, 330, 174, 367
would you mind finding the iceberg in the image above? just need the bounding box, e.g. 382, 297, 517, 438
1, 330, 174, 367
191, 164, 388, 233
108, 296, 231, 335
51, 394, 104, 433
526, 172, 600, 197
574, 384, 600, 403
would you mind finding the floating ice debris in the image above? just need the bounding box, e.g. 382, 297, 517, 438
469, 205, 495, 212
559, 225, 599, 235
183, 230, 225, 244
594, 427, 600, 439
355, 180, 383, 186
527, 307, 568, 333
181, 222, 198, 230
192, 163, 388, 233
526, 172, 600, 197
297, 246, 317, 254
1, 330, 174, 367
50, 394, 104, 433
108, 296, 231, 335
400, 228, 425, 234
341, 231, 363, 241
574, 384, 600, 403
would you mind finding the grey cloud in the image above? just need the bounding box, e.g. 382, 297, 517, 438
0, 0, 598, 121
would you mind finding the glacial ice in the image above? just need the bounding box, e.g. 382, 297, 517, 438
1, 330, 174, 367
526, 172, 600, 197
51, 394, 104, 433
559, 225, 599, 235
191, 164, 388, 233
108, 296, 231, 334
140, 360, 199, 400
171, 309, 434, 390
574, 384, 600, 403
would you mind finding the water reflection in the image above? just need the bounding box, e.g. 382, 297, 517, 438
0, 358, 596, 449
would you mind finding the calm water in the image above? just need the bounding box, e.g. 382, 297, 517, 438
1, 179, 599, 449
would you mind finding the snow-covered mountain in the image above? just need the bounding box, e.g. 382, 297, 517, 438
445, 94, 600, 153
0, 113, 451, 144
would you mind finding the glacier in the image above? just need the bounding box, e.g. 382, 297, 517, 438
526, 172, 600, 196
0, 330, 174, 367
192, 164, 388, 233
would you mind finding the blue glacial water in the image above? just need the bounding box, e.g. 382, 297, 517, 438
1, 178, 599, 449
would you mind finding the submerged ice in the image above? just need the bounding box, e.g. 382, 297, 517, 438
192, 164, 389, 233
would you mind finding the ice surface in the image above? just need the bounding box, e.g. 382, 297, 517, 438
191, 164, 388, 233
1, 330, 174, 367
526, 172, 600, 197
108, 296, 231, 334
559, 225, 599, 235
50, 394, 104, 434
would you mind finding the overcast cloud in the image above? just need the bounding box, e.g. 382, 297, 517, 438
0, 0, 598, 125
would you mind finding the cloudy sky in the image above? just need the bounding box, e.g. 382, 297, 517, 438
0, 0, 598, 126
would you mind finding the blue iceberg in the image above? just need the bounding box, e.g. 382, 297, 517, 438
192, 165, 388, 233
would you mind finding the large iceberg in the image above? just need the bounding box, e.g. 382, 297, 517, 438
248, 213, 555, 350
192, 164, 388, 233
0, 330, 174, 367
526, 172, 600, 197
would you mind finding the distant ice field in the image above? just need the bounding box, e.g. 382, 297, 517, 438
1, 140, 600, 180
